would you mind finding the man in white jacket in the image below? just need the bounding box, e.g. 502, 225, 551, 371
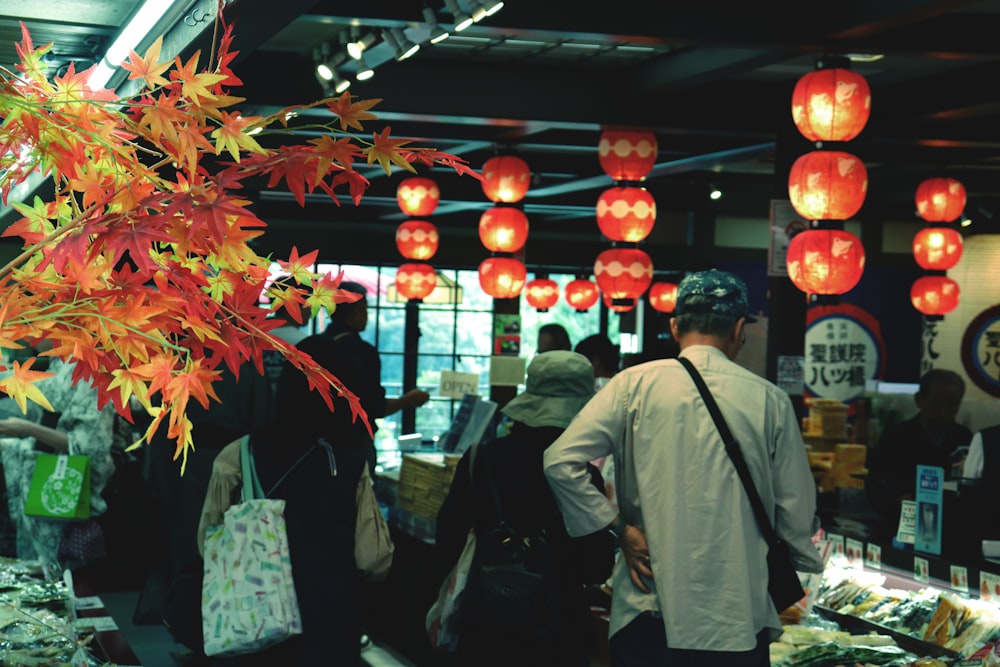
544, 269, 824, 667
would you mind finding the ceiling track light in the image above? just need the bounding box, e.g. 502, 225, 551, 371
442, 0, 474, 32
383, 28, 420, 62
421, 5, 450, 44
482, 0, 504, 16
346, 29, 376, 60
467, 0, 489, 22
355, 52, 375, 81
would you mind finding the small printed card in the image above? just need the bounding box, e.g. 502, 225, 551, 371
845, 538, 864, 567
865, 543, 882, 570
950, 565, 969, 593
981, 570, 1000, 602
72, 596, 104, 610
913, 556, 930, 583
74, 615, 118, 632
825, 533, 846, 558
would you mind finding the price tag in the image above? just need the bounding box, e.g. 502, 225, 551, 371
949, 565, 969, 593
72, 596, 104, 610
74, 615, 119, 632
980, 571, 1000, 601
826, 533, 845, 558
865, 543, 882, 570
845, 538, 864, 567
914, 556, 930, 583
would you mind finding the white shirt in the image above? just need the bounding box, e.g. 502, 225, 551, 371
544, 346, 824, 651
963, 431, 984, 478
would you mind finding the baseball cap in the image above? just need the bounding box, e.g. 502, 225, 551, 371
674, 269, 758, 323
501, 351, 595, 429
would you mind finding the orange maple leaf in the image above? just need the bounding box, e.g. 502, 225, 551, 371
165, 358, 221, 411
325, 92, 381, 132
0, 358, 55, 413
364, 126, 415, 175
276, 246, 320, 285
210, 110, 265, 161
170, 50, 227, 103
122, 35, 172, 89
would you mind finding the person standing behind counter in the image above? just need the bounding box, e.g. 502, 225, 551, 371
544, 269, 823, 667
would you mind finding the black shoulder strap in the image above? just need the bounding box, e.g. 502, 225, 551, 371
480, 444, 509, 529
677, 357, 781, 549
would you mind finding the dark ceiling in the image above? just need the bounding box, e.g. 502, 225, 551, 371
5, 0, 1000, 272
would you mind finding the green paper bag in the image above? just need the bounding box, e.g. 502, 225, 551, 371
24, 454, 91, 520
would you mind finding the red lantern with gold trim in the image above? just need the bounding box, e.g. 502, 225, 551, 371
648, 282, 679, 313
481, 155, 531, 203
598, 130, 657, 181
788, 150, 868, 221
785, 228, 866, 295
479, 206, 529, 253
565, 279, 599, 312
602, 292, 635, 313
915, 177, 967, 223
596, 187, 656, 242
593, 247, 654, 307
911, 275, 960, 316
395, 220, 439, 260
525, 278, 559, 311
913, 227, 963, 271
396, 177, 440, 217
478, 257, 526, 299
791, 68, 871, 142
395, 263, 437, 301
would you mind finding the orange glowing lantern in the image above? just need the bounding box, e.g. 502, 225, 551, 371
915, 177, 967, 223
479, 206, 529, 253
596, 187, 656, 242
598, 129, 658, 181
912, 227, 963, 271
785, 228, 866, 295
565, 279, 600, 312
911, 275, 960, 316
525, 278, 559, 311
396, 177, 440, 217
481, 155, 531, 203
648, 282, 679, 313
478, 257, 526, 299
791, 68, 871, 142
395, 263, 437, 301
395, 220, 439, 260
593, 247, 654, 307
788, 150, 868, 221
602, 292, 635, 313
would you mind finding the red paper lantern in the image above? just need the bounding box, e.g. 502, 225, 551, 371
593, 247, 654, 307
602, 292, 635, 313
525, 278, 559, 311
598, 130, 657, 181
395, 263, 437, 301
395, 220, 439, 260
915, 177, 967, 223
791, 68, 871, 142
596, 187, 656, 242
788, 150, 868, 221
911, 275, 960, 316
478, 257, 526, 299
479, 206, 529, 253
785, 228, 866, 295
564, 278, 599, 312
648, 282, 679, 313
396, 177, 440, 217
480, 155, 531, 203
912, 227, 963, 271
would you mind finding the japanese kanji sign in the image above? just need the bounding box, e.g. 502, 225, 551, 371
804, 303, 885, 401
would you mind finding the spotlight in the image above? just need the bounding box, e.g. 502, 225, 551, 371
482, 0, 504, 16
331, 70, 351, 94
960, 216, 973, 228
468, 0, 489, 22
422, 5, 450, 44
709, 187, 722, 200
346, 29, 376, 60
443, 0, 474, 32
383, 28, 420, 62
355, 52, 375, 81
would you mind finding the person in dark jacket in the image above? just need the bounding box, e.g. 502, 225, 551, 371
434, 351, 613, 667
866, 369, 972, 532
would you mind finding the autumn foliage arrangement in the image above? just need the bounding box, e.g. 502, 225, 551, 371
0, 13, 477, 470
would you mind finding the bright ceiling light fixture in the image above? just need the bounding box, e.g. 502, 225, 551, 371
443, 0, 474, 32
709, 187, 722, 200
482, 0, 504, 16
346, 28, 376, 60
384, 28, 420, 62
87, 0, 183, 89
355, 52, 375, 81
468, 0, 489, 22
422, 5, 450, 44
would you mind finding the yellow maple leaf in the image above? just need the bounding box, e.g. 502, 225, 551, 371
107, 368, 152, 412
364, 126, 415, 175
0, 358, 55, 413
210, 111, 266, 162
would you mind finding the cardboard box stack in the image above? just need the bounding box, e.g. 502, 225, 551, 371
398, 453, 461, 520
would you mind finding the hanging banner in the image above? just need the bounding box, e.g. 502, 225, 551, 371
960, 304, 1000, 398
804, 303, 886, 402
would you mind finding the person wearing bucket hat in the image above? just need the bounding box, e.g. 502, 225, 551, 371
544, 269, 823, 667
434, 351, 615, 667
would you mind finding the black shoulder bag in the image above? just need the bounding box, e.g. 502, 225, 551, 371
678, 357, 806, 611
